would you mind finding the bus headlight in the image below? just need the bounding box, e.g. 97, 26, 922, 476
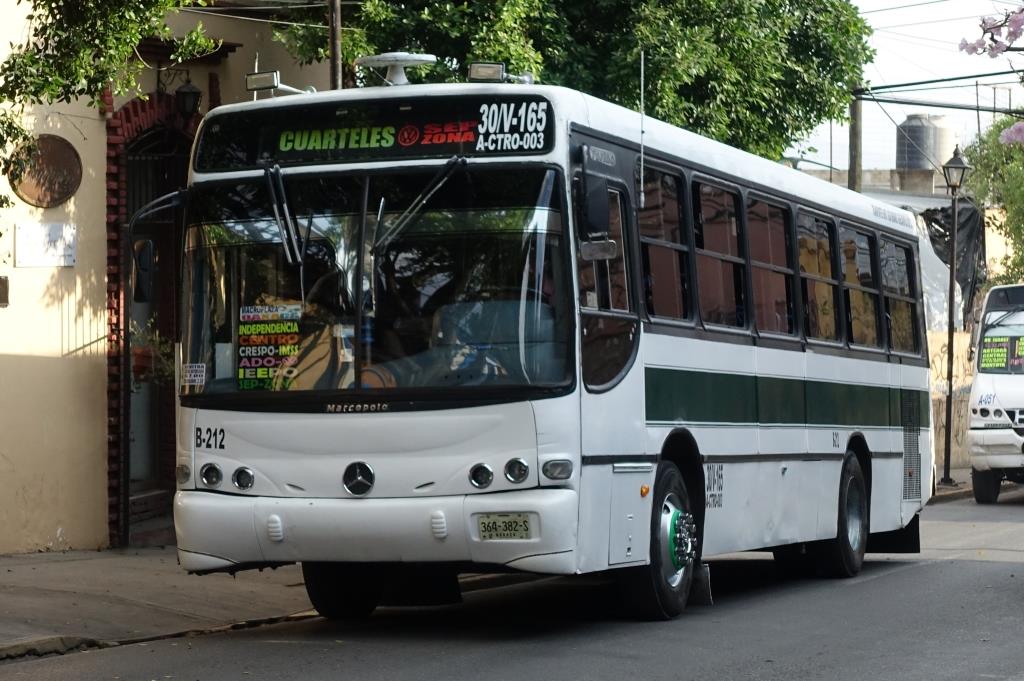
504, 458, 529, 484
232, 467, 255, 490
469, 463, 494, 489
200, 463, 223, 488
542, 460, 573, 480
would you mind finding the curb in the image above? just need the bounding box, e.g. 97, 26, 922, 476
0, 573, 527, 663
928, 488, 974, 504
0, 612, 318, 663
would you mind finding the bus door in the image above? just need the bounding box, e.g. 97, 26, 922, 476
574, 136, 649, 564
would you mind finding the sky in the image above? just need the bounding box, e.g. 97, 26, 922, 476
790, 0, 1024, 172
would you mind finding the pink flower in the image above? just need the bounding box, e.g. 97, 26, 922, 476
998, 122, 1024, 144
1009, 9, 1024, 33
990, 39, 1009, 56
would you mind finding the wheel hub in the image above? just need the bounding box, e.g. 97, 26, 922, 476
660, 494, 697, 588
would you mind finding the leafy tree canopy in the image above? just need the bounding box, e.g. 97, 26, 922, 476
282, 0, 873, 159
0, 0, 216, 206
0, 0, 873, 204
965, 117, 1024, 284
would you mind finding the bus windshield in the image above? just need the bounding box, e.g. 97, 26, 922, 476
181, 166, 572, 398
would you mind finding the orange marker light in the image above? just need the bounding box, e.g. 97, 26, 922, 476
640, 484, 650, 498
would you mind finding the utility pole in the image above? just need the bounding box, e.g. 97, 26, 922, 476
329, 0, 342, 90
848, 95, 862, 192
976, 81, 982, 139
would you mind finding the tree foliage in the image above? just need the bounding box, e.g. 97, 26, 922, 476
277, 0, 873, 159
965, 116, 1024, 284
0, 0, 216, 206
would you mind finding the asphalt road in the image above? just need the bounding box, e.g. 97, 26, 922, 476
4, 490, 1024, 681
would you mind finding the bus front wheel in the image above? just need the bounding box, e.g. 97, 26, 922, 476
302, 562, 381, 620
972, 468, 1002, 504
816, 454, 868, 578
618, 462, 698, 620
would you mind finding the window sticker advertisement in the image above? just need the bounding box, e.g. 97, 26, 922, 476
237, 304, 302, 390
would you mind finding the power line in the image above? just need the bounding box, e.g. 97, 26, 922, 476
862, 0, 957, 15
180, 6, 363, 29
875, 14, 998, 30
856, 69, 1022, 94
858, 92, 1022, 115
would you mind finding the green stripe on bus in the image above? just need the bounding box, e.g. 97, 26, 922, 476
645, 367, 931, 428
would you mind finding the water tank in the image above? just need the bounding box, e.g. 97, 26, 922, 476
896, 114, 956, 170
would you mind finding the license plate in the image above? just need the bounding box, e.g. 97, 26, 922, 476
477, 512, 531, 540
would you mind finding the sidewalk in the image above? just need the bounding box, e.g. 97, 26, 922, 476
0, 547, 314, 660
0, 467, 982, 662
930, 466, 975, 503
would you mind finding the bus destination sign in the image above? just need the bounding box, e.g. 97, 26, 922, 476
979, 335, 1024, 371
195, 95, 555, 172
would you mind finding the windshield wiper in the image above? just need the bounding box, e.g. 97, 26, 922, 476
374, 155, 466, 253
984, 310, 1020, 330
264, 165, 303, 266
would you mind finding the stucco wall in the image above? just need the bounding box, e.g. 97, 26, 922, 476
0, 4, 110, 552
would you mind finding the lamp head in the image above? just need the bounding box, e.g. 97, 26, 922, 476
942, 144, 972, 191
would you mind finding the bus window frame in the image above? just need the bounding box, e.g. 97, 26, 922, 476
636, 160, 695, 326
745, 190, 798, 340
879, 234, 923, 358
838, 221, 886, 353
796, 207, 847, 349
691, 173, 751, 334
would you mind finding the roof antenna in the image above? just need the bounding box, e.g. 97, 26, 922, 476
639, 49, 646, 209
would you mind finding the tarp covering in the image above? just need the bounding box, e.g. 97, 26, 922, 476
918, 200, 986, 328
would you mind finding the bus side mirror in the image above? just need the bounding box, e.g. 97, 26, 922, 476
133, 240, 155, 304
583, 174, 609, 239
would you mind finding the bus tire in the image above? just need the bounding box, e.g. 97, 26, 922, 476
972, 468, 1001, 504
816, 454, 868, 578
301, 562, 381, 620
618, 462, 698, 620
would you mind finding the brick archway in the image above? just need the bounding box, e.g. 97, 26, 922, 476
103, 89, 202, 547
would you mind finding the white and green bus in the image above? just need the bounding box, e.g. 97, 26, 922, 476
167, 65, 931, 620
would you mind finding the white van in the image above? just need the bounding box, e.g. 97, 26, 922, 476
968, 284, 1024, 503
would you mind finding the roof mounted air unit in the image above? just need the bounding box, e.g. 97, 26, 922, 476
355, 52, 437, 86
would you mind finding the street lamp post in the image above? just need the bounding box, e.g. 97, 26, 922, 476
940, 145, 972, 486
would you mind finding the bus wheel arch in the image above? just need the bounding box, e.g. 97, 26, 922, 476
846, 433, 872, 508
660, 428, 706, 555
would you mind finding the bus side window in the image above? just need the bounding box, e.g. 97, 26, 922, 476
839, 225, 881, 348
694, 183, 745, 327
747, 199, 794, 334
880, 239, 919, 353
639, 167, 688, 320
797, 213, 839, 341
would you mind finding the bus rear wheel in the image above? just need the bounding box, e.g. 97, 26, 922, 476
972, 468, 1002, 504
619, 462, 698, 620
302, 562, 381, 620
815, 454, 868, 578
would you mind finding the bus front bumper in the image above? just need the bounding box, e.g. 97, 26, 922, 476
174, 489, 579, 575
969, 428, 1024, 470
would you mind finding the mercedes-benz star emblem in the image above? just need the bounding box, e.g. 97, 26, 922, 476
343, 462, 375, 496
